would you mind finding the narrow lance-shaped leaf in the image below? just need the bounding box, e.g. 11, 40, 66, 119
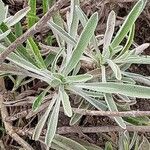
32, 94, 57, 140
115, 55, 150, 64
60, 86, 72, 117
32, 86, 50, 111
107, 59, 122, 80
0, 0, 6, 24
75, 5, 99, 53
28, 0, 36, 27
119, 24, 135, 55
133, 43, 150, 55
63, 12, 98, 75
28, 38, 46, 69
111, 0, 144, 48
103, 10, 116, 56
45, 97, 61, 147
48, 21, 76, 46
69, 0, 79, 38
65, 74, 93, 83
105, 142, 113, 150
0, 29, 11, 40
52, 134, 87, 150
6, 7, 30, 27
104, 94, 126, 129
51, 48, 64, 72
73, 82, 150, 98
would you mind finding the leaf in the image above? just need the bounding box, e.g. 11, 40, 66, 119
42, 0, 49, 14
111, 0, 144, 48
104, 94, 126, 129
15, 22, 23, 37
75, 5, 99, 53
51, 48, 64, 72
69, 0, 79, 38
115, 55, 150, 64
32, 94, 57, 140
73, 82, 150, 98
122, 71, 150, 86
105, 142, 113, 150
119, 24, 135, 55
28, 38, 46, 69
32, 86, 50, 111
60, 86, 72, 117
107, 59, 122, 80
103, 10, 116, 55
63, 12, 98, 75
134, 43, 150, 55
28, 0, 36, 27
73, 138, 103, 150
52, 134, 87, 150
0, 0, 6, 24
0, 29, 11, 40
0, 45, 52, 83
65, 74, 93, 83
0, 22, 35, 64
6, 7, 30, 27
45, 97, 61, 147
48, 21, 76, 46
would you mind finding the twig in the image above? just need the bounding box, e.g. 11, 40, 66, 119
0, 140, 6, 150
17, 125, 150, 137
70, 108, 150, 117
5, 106, 150, 122
0, 79, 34, 150
0, 0, 69, 64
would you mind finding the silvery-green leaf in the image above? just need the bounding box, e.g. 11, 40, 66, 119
0, 45, 52, 83
45, 97, 61, 147
69, 0, 79, 38
111, 0, 144, 48
0, 0, 6, 24
28, 38, 46, 69
65, 74, 93, 83
48, 21, 76, 46
6, 7, 30, 27
75, 5, 99, 53
110, 45, 123, 57
104, 94, 126, 129
52, 134, 87, 150
60, 87, 72, 117
63, 12, 98, 75
32, 86, 50, 111
107, 59, 122, 80
119, 24, 135, 55
103, 11, 116, 55
0, 29, 11, 40
122, 71, 150, 86
115, 55, 150, 64
73, 82, 150, 98
51, 48, 64, 72
133, 43, 150, 54
32, 94, 57, 140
